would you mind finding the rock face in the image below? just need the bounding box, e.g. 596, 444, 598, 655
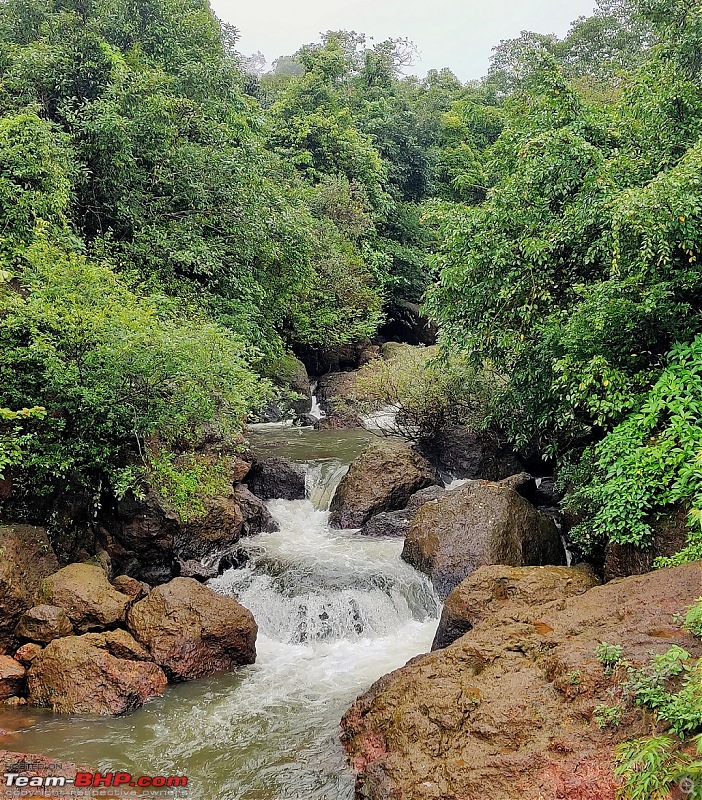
245, 457, 306, 500
316, 371, 362, 428
342, 562, 702, 800
359, 486, 445, 538
604, 505, 689, 581
127, 578, 257, 681
27, 635, 167, 715
0, 655, 26, 700
402, 482, 564, 599
0, 526, 59, 653
432, 565, 599, 650
15, 605, 74, 644
417, 426, 524, 481
330, 440, 438, 529
38, 564, 131, 633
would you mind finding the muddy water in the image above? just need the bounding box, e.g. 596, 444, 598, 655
2, 426, 441, 800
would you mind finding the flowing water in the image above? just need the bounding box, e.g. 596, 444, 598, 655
2, 426, 441, 800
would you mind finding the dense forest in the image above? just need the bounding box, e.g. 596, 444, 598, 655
1, 0, 702, 573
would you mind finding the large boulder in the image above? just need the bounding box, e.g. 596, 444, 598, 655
342, 562, 702, 800
402, 482, 565, 598
15, 605, 74, 645
0, 655, 25, 700
245, 457, 306, 501
0, 526, 59, 653
38, 564, 131, 633
316, 371, 362, 428
127, 578, 257, 681
27, 635, 166, 715
330, 440, 439, 529
432, 565, 599, 650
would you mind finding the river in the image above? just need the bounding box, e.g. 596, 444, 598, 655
1, 425, 441, 800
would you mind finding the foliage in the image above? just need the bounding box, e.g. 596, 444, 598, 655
684, 599, 702, 639
567, 336, 702, 555
353, 346, 492, 440
0, 406, 46, 480
615, 735, 702, 800
594, 703, 622, 728
596, 641, 625, 673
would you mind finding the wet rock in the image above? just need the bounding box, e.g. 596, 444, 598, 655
432, 565, 600, 650
15, 606, 74, 645
38, 564, 131, 633
417, 425, 524, 481
359, 486, 446, 538
342, 562, 702, 800
111, 575, 149, 602
0, 526, 59, 654
288, 357, 313, 419
81, 629, 153, 662
13, 643, 43, 667
174, 495, 246, 561
330, 440, 439, 529
245, 457, 306, 500
232, 485, 278, 536
127, 578, 257, 681
0, 655, 25, 700
316, 371, 362, 428
604, 505, 689, 581
28, 635, 167, 715
402, 482, 564, 598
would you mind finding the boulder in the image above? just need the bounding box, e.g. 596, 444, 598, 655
288, 357, 313, 419
342, 562, 702, 800
417, 425, 524, 481
27, 635, 167, 715
81, 629, 152, 662
402, 482, 565, 598
174, 495, 246, 561
38, 564, 130, 633
359, 486, 445, 538
432, 565, 600, 650
232, 485, 278, 536
0, 526, 59, 653
0, 655, 25, 700
127, 578, 257, 681
15, 605, 74, 644
13, 643, 43, 667
330, 440, 439, 529
604, 505, 689, 581
245, 457, 306, 500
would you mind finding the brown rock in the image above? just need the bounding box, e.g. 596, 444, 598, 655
604, 505, 689, 581
0, 526, 59, 653
402, 482, 564, 598
432, 565, 600, 650
359, 486, 445, 538
15, 605, 74, 644
0, 655, 25, 700
342, 562, 702, 800
82, 629, 153, 662
14, 643, 43, 667
232, 484, 279, 536
27, 635, 167, 715
316, 371, 362, 428
38, 564, 130, 633
111, 575, 149, 602
127, 578, 257, 681
330, 440, 438, 529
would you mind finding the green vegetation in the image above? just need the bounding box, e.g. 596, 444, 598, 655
595, 641, 625, 674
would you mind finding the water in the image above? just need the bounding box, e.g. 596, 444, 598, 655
3, 428, 441, 800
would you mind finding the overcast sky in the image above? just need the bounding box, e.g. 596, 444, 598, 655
210, 0, 598, 81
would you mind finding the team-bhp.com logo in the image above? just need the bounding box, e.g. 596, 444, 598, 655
4, 771, 188, 790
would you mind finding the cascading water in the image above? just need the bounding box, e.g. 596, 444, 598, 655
3, 428, 441, 800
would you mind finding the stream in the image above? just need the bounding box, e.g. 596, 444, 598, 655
1, 426, 441, 800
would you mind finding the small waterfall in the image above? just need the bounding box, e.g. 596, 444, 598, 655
308, 381, 327, 423
304, 460, 349, 511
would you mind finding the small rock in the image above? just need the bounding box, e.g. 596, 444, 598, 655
111, 575, 149, 602
81, 630, 153, 662
15, 605, 74, 644
177, 559, 219, 582
0, 656, 25, 700
38, 564, 131, 633
13, 643, 43, 667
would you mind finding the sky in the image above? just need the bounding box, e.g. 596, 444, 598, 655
209, 0, 599, 81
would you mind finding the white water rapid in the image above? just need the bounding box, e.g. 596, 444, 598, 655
4, 430, 441, 800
